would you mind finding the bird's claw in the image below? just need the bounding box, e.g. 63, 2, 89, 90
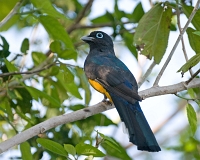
102, 98, 112, 106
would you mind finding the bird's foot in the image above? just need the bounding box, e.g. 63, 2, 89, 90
102, 98, 112, 106
102, 95, 112, 106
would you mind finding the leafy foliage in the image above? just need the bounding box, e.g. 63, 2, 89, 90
20, 142, 33, 160
186, 27, 200, 54
134, 2, 172, 64
186, 104, 197, 135
37, 138, 67, 157
0, 0, 200, 160
182, 3, 200, 31
75, 142, 105, 157
177, 54, 200, 76
20, 38, 29, 54
0, 36, 10, 61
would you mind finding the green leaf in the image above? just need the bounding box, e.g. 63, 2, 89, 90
186, 104, 197, 134
75, 143, 105, 157
0, 14, 19, 32
42, 79, 61, 106
20, 38, 29, 54
0, 0, 18, 21
76, 67, 91, 105
56, 66, 82, 99
15, 88, 32, 113
131, 2, 145, 23
20, 142, 33, 160
4, 58, 17, 72
4, 59, 22, 79
50, 40, 77, 60
48, 66, 60, 76
7, 89, 17, 99
65, 82, 82, 99
37, 138, 67, 157
31, 0, 67, 20
182, 4, 200, 30
186, 27, 200, 54
15, 107, 34, 125
177, 54, 200, 75
114, 0, 125, 20
98, 131, 121, 152
39, 15, 77, 60
97, 132, 131, 159
104, 140, 121, 153
187, 88, 195, 99
58, 65, 74, 83
91, 11, 114, 24
32, 52, 47, 66
101, 137, 131, 160
52, 80, 69, 103
134, 2, 172, 64
0, 98, 13, 121
26, 86, 60, 107
193, 31, 200, 36
123, 31, 137, 58
64, 144, 76, 156
0, 0, 19, 31
0, 36, 10, 59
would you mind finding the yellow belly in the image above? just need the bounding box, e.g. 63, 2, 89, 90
89, 79, 113, 102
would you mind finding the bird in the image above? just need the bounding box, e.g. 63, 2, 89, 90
81, 31, 161, 152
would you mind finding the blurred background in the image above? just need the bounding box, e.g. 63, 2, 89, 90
0, 0, 200, 159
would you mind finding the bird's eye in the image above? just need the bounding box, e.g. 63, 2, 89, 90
96, 32, 103, 38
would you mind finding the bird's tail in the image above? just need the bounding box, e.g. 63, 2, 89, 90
110, 93, 161, 152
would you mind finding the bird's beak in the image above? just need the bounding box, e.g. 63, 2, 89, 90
81, 36, 94, 42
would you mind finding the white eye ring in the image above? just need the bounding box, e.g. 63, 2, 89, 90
96, 32, 103, 38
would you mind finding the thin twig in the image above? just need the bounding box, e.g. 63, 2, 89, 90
0, 62, 56, 77
186, 68, 200, 84
56, 60, 82, 68
138, 61, 156, 88
0, 115, 18, 134
148, 0, 153, 7
67, 0, 94, 33
153, 0, 200, 86
71, 21, 132, 30
2, 55, 54, 89
0, 0, 24, 28
176, 2, 193, 76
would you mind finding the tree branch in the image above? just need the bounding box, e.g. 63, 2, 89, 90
0, 78, 199, 153
153, 0, 200, 86
0, 0, 24, 28
186, 68, 200, 84
141, 78, 199, 99
67, 0, 94, 33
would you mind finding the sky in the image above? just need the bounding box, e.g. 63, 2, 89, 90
1, 0, 200, 160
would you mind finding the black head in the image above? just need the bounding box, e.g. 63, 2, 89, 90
81, 31, 113, 50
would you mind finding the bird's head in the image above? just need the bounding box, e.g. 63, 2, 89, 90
81, 31, 114, 50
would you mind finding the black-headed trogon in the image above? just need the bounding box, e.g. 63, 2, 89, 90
81, 31, 161, 152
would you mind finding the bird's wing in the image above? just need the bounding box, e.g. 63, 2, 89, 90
91, 57, 142, 103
